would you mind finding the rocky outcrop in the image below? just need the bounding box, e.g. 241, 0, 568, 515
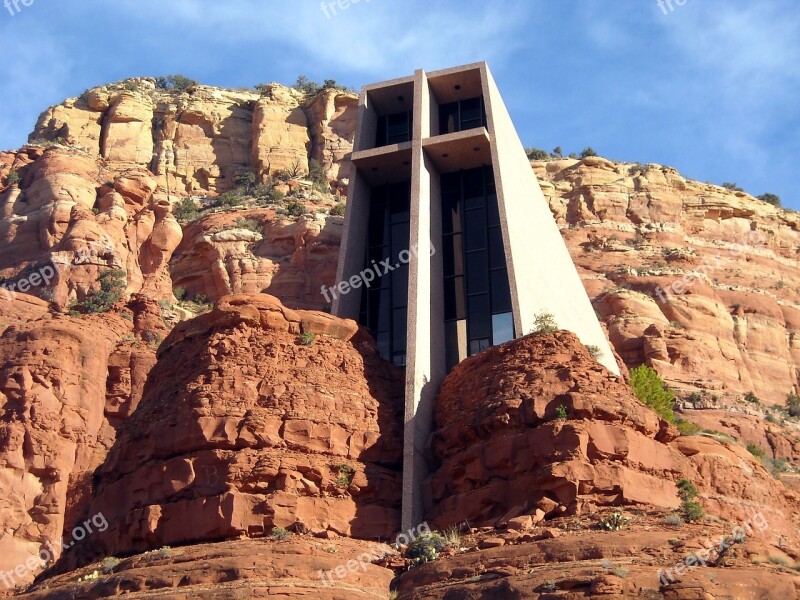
427, 332, 799, 552
536, 157, 800, 406
0, 296, 162, 591
0, 147, 182, 306
169, 209, 342, 307
30, 79, 357, 195
77, 295, 403, 562
18, 537, 396, 599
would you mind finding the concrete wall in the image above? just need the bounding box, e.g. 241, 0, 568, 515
481, 65, 619, 374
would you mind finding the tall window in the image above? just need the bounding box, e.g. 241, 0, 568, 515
359, 181, 411, 367
442, 166, 513, 370
438, 96, 487, 135
376, 111, 413, 147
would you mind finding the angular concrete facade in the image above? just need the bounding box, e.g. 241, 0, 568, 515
333, 62, 619, 529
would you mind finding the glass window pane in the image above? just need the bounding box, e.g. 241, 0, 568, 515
392, 265, 408, 306
464, 208, 486, 251
391, 221, 409, 259
439, 102, 459, 134
387, 112, 409, 144
463, 169, 484, 201
376, 115, 388, 147
468, 338, 490, 355
487, 194, 500, 226
491, 270, 512, 313
392, 353, 406, 368
489, 227, 505, 269
441, 190, 461, 234
460, 97, 482, 130
466, 251, 489, 294
468, 294, 491, 339
442, 234, 464, 277
444, 276, 466, 321
377, 332, 391, 358
492, 312, 514, 345
392, 309, 407, 352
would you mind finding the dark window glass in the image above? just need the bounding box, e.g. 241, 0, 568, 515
460, 97, 482, 129
392, 266, 408, 306
393, 353, 406, 367
466, 252, 489, 294
387, 112, 409, 144
442, 191, 461, 234
391, 222, 409, 258
441, 172, 460, 194
376, 116, 388, 147
469, 338, 490, 355
439, 102, 459, 135
443, 234, 464, 278
491, 269, 512, 313
487, 194, 500, 226
377, 332, 391, 358
468, 294, 491, 339
488, 227, 505, 269
444, 276, 466, 320
465, 208, 486, 251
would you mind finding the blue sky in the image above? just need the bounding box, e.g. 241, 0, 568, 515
1, 0, 798, 209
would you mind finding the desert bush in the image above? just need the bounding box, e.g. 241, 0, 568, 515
155, 74, 197, 92
5, 170, 20, 186
405, 532, 446, 566
722, 182, 744, 192
630, 365, 676, 423
173, 197, 199, 222
664, 513, 684, 527
234, 172, 258, 195
531, 312, 558, 335
677, 478, 704, 522
551, 146, 563, 158
675, 418, 702, 436
743, 391, 760, 405
786, 394, 800, 417
286, 201, 308, 217
586, 344, 603, 360
309, 159, 329, 193
556, 405, 568, 420
580, 147, 598, 158
329, 203, 346, 216
234, 218, 262, 233
271, 527, 292, 541
299, 331, 316, 346
101, 557, 120, 574
334, 463, 354, 488
747, 444, 765, 459
526, 148, 549, 160
74, 269, 126, 314
758, 193, 781, 207
598, 511, 630, 531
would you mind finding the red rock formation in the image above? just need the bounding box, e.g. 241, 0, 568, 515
79, 295, 403, 561
169, 210, 341, 308
0, 296, 162, 590
427, 332, 799, 552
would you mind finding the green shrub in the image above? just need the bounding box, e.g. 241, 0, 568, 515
74, 269, 126, 314
675, 418, 702, 436
334, 463, 355, 488
664, 513, 684, 527
234, 218, 262, 233
271, 527, 292, 541
743, 391, 760, 405
757, 193, 781, 206
531, 312, 558, 335
309, 159, 329, 193
173, 286, 187, 301
747, 444, 765, 459
5, 170, 21, 186
598, 511, 630, 531
155, 74, 197, 92
216, 191, 244, 208
629, 365, 676, 423
173, 197, 199, 222
586, 344, 603, 360
722, 182, 744, 192
101, 557, 120, 574
526, 148, 549, 160
286, 201, 308, 217
556, 404, 568, 421
677, 478, 704, 522
405, 532, 446, 566
787, 394, 800, 417
551, 146, 563, 158
299, 331, 316, 346
329, 203, 346, 216
580, 147, 598, 158
234, 172, 257, 195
